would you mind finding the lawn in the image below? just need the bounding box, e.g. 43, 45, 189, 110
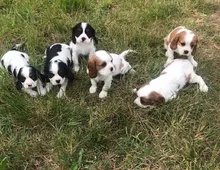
0, 0, 220, 169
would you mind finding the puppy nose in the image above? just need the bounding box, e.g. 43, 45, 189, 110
184, 50, 189, 54
82, 37, 86, 42
56, 80, 60, 84
110, 67, 113, 71
28, 84, 32, 87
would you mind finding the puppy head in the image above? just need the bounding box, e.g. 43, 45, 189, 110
170, 31, 198, 57
88, 50, 115, 78
16, 66, 39, 89
134, 91, 165, 108
72, 22, 98, 44
45, 60, 74, 86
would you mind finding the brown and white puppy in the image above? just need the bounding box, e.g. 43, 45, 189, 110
164, 26, 198, 67
88, 50, 135, 98
133, 59, 208, 108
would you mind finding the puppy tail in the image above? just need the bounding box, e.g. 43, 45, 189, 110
11, 41, 26, 51
119, 49, 137, 58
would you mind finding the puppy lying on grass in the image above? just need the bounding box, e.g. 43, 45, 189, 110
133, 59, 208, 108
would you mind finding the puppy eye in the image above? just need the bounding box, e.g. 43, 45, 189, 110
85, 28, 90, 33
111, 60, 113, 63
191, 44, 195, 48
100, 62, 106, 67
181, 42, 186, 46
48, 73, 54, 78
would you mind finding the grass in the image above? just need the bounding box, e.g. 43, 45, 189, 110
0, 0, 220, 169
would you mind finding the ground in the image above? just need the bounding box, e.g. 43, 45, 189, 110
0, 0, 219, 169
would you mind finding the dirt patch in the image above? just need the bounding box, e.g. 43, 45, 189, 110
208, 10, 220, 30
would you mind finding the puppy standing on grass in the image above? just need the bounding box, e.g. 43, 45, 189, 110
133, 59, 208, 108
164, 26, 198, 67
0, 43, 46, 97
88, 50, 135, 98
69, 22, 98, 72
43, 43, 74, 98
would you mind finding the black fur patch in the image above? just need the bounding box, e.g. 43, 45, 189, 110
17, 68, 26, 83
72, 22, 98, 44
1, 60, 5, 68
7, 65, 12, 74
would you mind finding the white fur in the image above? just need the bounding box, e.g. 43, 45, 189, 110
70, 22, 96, 72
44, 43, 73, 98
164, 26, 198, 67
134, 59, 208, 108
1, 50, 46, 97
89, 50, 135, 98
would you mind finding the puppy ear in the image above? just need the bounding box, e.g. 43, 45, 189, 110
170, 33, 180, 50
37, 70, 49, 86
72, 27, 77, 44
66, 67, 74, 82
88, 55, 98, 78
140, 91, 165, 106
15, 81, 22, 90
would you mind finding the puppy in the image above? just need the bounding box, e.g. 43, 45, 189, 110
69, 22, 98, 72
0, 43, 46, 97
88, 50, 135, 98
43, 43, 74, 98
164, 26, 198, 67
133, 59, 208, 108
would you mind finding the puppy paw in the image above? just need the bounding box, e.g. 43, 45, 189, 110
74, 66, 80, 72
165, 51, 169, 57
89, 86, 97, 93
57, 90, 65, 98
30, 91, 38, 97
132, 88, 137, 93
40, 88, 47, 96
99, 91, 108, 98
192, 60, 198, 67
200, 84, 208, 92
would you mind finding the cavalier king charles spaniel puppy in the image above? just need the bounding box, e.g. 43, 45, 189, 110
0, 43, 46, 97
164, 26, 198, 67
69, 22, 98, 72
88, 50, 135, 98
43, 43, 74, 98
133, 59, 208, 108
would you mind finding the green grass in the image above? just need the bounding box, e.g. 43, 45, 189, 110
0, 0, 220, 169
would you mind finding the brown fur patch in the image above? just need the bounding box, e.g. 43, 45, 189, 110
88, 55, 104, 78
171, 31, 187, 50
140, 91, 165, 106
165, 27, 182, 45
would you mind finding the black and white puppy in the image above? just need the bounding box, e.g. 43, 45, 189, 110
0, 44, 46, 97
43, 43, 74, 98
69, 22, 98, 72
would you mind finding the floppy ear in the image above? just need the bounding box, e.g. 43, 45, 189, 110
66, 67, 74, 82
140, 91, 165, 106
71, 27, 77, 44
170, 33, 180, 50
37, 70, 48, 86
88, 55, 98, 78
15, 80, 22, 90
